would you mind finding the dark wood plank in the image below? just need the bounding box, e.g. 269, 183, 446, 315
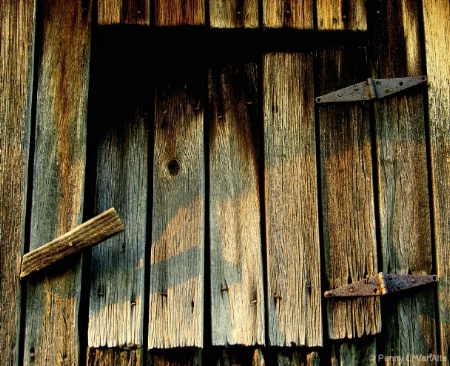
98, 0, 150, 25
87, 347, 143, 366
87, 56, 149, 349
316, 0, 367, 30
209, 0, 258, 28
368, 0, 437, 360
148, 57, 205, 348
22, 0, 92, 365
0, 0, 36, 364
208, 61, 265, 346
148, 348, 202, 366
155, 0, 204, 26
422, 0, 450, 360
262, 0, 313, 29
317, 47, 380, 339
263, 52, 322, 347
330, 338, 376, 365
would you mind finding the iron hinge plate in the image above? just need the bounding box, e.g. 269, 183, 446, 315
324, 272, 437, 298
315, 76, 427, 104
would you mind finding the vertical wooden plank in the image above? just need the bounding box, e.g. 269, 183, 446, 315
155, 0, 204, 26
330, 338, 376, 365
262, 0, 313, 29
98, 0, 150, 25
148, 56, 205, 348
87, 347, 144, 366
317, 47, 380, 339
316, 0, 367, 31
208, 61, 265, 346
22, 0, 91, 365
0, 0, 36, 364
148, 348, 202, 366
422, 0, 450, 360
368, 0, 437, 361
87, 34, 149, 352
209, 0, 258, 28
263, 52, 322, 347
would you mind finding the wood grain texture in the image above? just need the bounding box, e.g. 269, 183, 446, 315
330, 338, 376, 365
148, 61, 205, 348
22, 0, 91, 365
148, 348, 202, 366
422, 0, 450, 359
98, 0, 150, 25
208, 61, 265, 346
87, 347, 143, 366
262, 0, 313, 29
87, 40, 149, 349
155, 0, 204, 26
21, 208, 125, 278
263, 52, 322, 347
317, 47, 380, 339
316, 0, 367, 30
209, 0, 258, 28
0, 0, 36, 364
368, 0, 437, 361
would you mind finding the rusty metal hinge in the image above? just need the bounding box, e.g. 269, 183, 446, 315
315, 75, 427, 104
324, 272, 437, 298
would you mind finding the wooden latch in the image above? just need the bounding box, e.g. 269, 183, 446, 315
324, 272, 437, 298
315, 75, 427, 103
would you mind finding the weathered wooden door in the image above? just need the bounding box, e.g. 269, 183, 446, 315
1, 1, 449, 366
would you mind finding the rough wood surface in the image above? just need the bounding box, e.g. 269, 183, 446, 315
22, 0, 91, 365
368, 0, 437, 361
209, 0, 258, 28
330, 338, 376, 365
0, 0, 36, 364
316, 0, 367, 30
155, 0, 204, 26
208, 61, 265, 346
263, 52, 322, 347
262, 0, 313, 29
422, 0, 450, 360
148, 58, 205, 348
148, 348, 202, 366
87, 39, 149, 349
21, 208, 125, 278
87, 347, 143, 366
98, 0, 150, 25
317, 47, 380, 339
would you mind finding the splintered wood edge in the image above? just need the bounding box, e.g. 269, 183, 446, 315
20, 208, 125, 278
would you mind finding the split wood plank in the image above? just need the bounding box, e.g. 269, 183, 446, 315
148, 348, 202, 366
0, 0, 36, 364
262, 0, 313, 29
148, 58, 205, 348
20, 208, 125, 278
422, 0, 450, 360
209, 0, 258, 28
208, 61, 265, 346
317, 47, 380, 339
263, 52, 322, 347
330, 338, 377, 365
368, 0, 437, 360
87, 38, 149, 350
87, 347, 143, 366
155, 0, 204, 26
316, 0, 367, 31
22, 0, 92, 365
97, 0, 150, 25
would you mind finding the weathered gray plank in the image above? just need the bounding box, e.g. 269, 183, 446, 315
0, 0, 36, 364
422, 0, 450, 360
20, 208, 124, 278
316, 0, 367, 30
87, 347, 143, 366
317, 47, 380, 339
87, 42, 149, 350
330, 338, 376, 365
263, 52, 322, 347
155, 0, 204, 26
148, 61, 205, 348
209, 0, 258, 28
208, 61, 265, 346
97, 0, 150, 25
262, 0, 313, 29
22, 0, 91, 365
368, 0, 437, 361
148, 348, 202, 366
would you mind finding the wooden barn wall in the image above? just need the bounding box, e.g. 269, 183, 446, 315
1, 0, 449, 365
